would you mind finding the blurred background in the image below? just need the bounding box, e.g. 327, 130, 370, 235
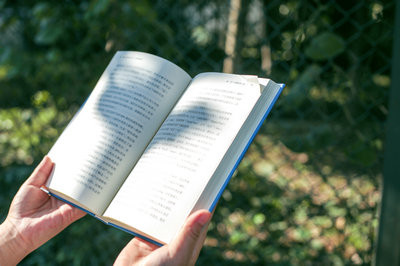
0, 0, 396, 265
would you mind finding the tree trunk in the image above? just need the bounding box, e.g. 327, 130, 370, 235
223, 0, 241, 73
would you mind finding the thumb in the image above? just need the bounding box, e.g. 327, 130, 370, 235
24, 156, 54, 187
168, 209, 211, 265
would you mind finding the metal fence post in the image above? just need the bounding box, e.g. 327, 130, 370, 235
374, 1, 400, 265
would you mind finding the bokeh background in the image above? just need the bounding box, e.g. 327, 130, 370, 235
0, 0, 396, 265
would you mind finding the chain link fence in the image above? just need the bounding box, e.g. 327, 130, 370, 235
149, 2, 393, 263
0, 0, 395, 264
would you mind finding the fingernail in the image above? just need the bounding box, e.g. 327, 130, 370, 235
197, 211, 211, 228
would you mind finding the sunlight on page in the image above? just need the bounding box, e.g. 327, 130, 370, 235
103, 73, 261, 243
47, 52, 191, 215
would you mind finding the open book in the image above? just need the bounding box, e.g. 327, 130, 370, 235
44, 51, 284, 245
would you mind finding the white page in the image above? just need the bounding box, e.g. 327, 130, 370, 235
104, 73, 261, 243
47, 51, 192, 215
192, 79, 283, 212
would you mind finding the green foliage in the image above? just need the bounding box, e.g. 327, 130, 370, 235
305, 32, 345, 61
0, 0, 393, 265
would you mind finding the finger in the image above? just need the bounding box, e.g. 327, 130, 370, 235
127, 236, 159, 253
189, 210, 214, 264
25, 156, 54, 187
168, 209, 211, 264
114, 237, 158, 265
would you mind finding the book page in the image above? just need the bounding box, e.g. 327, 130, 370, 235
47, 51, 192, 215
104, 73, 261, 243
192, 79, 282, 212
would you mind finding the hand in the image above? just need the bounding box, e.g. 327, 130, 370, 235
0, 156, 86, 265
114, 209, 212, 266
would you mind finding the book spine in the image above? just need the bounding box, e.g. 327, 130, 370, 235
42, 188, 164, 245
41, 187, 97, 217
108, 223, 163, 246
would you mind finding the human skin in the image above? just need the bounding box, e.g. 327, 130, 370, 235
0, 156, 212, 266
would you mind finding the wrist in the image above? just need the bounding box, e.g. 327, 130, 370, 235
0, 220, 31, 265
